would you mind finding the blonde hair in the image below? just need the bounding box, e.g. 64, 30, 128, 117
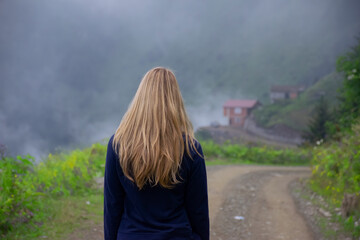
113, 67, 198, 189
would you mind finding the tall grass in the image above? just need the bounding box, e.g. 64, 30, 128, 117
0, 143, 107, 238
201, 140, 310, 166
309, 122, 360, 237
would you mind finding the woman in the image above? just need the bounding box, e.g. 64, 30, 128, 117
104, 67, 209, 240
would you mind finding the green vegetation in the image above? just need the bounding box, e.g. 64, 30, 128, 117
253, 72, 342, 131
305, 38, 360, 141
306, 39, 360, 238
303, 96, 331, 143
309, 122, 360, 238
201, 140, 310, 166
0, 143, 107, 239
332, 38, 360, 132
310, 122, 360, 204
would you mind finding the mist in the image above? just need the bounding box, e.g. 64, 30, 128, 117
1, 0, 359, 159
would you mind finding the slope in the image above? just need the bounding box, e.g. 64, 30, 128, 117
253, 72, 343, 131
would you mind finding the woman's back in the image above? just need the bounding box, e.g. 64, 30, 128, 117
103, 67, 209, 240
104, 135, 208, 240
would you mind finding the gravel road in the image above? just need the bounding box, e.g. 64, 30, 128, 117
207, 165, 312, 240
67, 165, 312, 240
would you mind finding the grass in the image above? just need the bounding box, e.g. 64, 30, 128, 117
204, 157, 308, 166
0, 141, 107, 240
200, 140, 311, 166
295, 181, 344, 240
205, 158, 253, 166
309, 178, 360, 238
306, 185, 359, 239
3, 190, 103, 240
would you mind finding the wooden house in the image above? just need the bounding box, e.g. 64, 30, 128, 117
223, 99, 260, 127
270, 85, 305, 103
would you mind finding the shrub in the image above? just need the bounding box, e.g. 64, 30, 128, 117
0, 141, 108, 236
0, 155, 40, 233
310, 121, 360, 204
200, 140, 310, 165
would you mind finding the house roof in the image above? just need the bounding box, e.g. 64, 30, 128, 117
223, 99, 259, 108
271, 85, 305, 92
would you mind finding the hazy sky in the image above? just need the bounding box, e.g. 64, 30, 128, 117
1, 0, 359, 159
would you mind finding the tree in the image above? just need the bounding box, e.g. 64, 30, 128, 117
336, 37, 360, 129
304, 96, 330, 143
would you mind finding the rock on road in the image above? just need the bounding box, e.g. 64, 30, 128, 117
67, 165, 313, 240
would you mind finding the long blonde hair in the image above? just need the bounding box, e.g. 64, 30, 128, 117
113, 67, 198, 189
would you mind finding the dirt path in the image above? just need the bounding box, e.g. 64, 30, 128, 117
67, 165, 312, 240
208, 165, 313, 240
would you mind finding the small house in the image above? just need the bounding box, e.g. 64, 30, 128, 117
270, 85, 305, 103
223, 99, 260, 127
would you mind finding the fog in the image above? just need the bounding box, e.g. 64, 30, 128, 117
1, 0, 359, 159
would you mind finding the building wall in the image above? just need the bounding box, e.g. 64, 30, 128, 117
271, 91, 299, 102
270, 92, 286, 100
224, 107, 248, 127
289, 92, 298, 99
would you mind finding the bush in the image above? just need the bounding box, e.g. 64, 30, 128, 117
200, 140, 310, 165
310, 121, 360, 204
0, 142, 108, 236
0, 155, 40, 233
334, 38, 360, 131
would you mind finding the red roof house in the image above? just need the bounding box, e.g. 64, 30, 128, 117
223, 100, 260, 127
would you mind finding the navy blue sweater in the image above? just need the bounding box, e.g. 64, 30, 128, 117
104, 135, 209, 240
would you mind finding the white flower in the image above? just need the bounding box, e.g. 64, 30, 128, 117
348, 75, 354, 80
316, 140, 321, 145
86, 201, 90, 205
353, 69, 357, 73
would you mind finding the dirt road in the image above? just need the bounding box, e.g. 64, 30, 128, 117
208, 165, 312, 240
67, 165, 312, 240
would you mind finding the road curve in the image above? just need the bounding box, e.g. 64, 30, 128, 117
207, 165, 313, 240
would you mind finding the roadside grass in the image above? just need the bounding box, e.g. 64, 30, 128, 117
3, 190, 103, 240
308, 122, 360, 238
298, 181, 359, 239
309, 178, 360, 238
40, 190, 104, 240
200, 140, 311, 166
318, 217, 338, 240
205, 157, 308, 166
0, 142, 107, 239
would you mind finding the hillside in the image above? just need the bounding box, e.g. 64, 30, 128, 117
253, 72, 343, 131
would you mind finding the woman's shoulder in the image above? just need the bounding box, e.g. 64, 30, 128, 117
108, 134, 115, 143
183, 139, 204, 170
189, 139, 203, 157
106, 134, 118, 158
